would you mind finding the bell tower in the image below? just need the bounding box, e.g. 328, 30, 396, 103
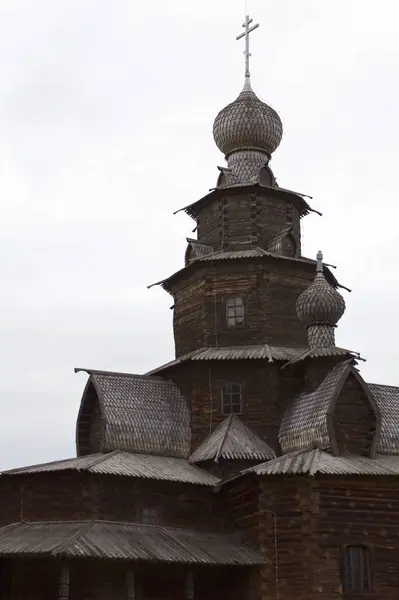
150, 15, 343, 359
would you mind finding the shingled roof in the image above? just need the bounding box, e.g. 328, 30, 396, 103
242, 448, 399, 477
279, 362, 380, 456
0, 521, 262, 565
369, 383, 399, 455
190, 415, 276, 463
75, 370, 191, 458
2, 451, 218, 486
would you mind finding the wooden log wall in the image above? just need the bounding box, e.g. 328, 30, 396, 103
0, 474, 227, 531
195, 190, 301, 255
170, 361, 284, 452
317, 476, 399, 599
171, 256, 317, 357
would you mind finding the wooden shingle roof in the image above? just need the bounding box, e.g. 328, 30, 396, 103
75, 370, 191, 458
0, 520, 262, 565
190, 415, 275, 463
279, 362, 381, 456
2, 451, 218, 486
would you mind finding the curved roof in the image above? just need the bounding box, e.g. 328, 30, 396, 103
279, 362, 381, 456
75, 370, 191, 458
213, 84, 283, 157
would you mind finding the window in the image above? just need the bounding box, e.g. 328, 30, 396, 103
342, 545, 372, 594
141, 508, 157, 525
221, 382, 242, 415
226, 296, 245, 327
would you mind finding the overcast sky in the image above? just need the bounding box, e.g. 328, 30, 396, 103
0, 0, 398, 469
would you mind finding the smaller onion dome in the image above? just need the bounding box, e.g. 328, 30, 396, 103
296, 251, 346, 327
213, 80, 283, 158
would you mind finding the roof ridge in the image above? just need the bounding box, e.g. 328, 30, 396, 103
309, 448, 323, 475
51, 520, 95, 555
86, 450, 119, 470
215, 415, 234, 462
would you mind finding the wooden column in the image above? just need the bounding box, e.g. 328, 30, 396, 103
184, 571, 194, 600
126, 568, 135, 600
58, 563, 69, 600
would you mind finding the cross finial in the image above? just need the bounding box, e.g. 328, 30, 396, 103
236, 15, 259, 89
316, 250, 324, 273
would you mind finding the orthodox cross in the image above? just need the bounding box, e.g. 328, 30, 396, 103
316, 250, 324, 272
236, 14, 259, 80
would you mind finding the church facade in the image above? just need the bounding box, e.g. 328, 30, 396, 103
0, 14, 399, 600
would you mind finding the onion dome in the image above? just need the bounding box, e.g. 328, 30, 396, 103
296, 251, 346, 328
213, 80, 283, 158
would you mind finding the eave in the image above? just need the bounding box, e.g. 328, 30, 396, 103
174, 183, 321, 221
148, 247, 350, 296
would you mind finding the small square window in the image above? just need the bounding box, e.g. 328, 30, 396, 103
141, 508, 157, 525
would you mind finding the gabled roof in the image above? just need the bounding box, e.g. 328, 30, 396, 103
279, 362, 381, 456
2, 451, 218, 486
0, 520, 262, 565
75, 369, 191, 458
190, 415, 276, 463
242, 448, 399, 477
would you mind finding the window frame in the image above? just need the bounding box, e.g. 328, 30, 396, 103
341, 544, 374, 595
221, 382, 243, 415
140, 507, 158, 526
225, 296, 245, 328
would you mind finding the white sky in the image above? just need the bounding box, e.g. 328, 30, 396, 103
0, 0, 398, 469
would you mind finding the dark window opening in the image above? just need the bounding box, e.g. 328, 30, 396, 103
222, 382, 242, 415
226, 296, 245, 328
141, 508, 158, 526
342, 545, 372, 594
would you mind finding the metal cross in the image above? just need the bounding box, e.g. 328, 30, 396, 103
236, 15, 259, 81
316, 250, 324, 273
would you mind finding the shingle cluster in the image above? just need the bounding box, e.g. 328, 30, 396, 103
279, 362, 350, 454
213, 83, 283, 159
78, 372, 191, 458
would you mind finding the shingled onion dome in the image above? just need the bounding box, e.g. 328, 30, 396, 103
213, 80, 283, 183
296, 251, 346, 349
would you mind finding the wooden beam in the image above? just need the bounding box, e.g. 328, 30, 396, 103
58, 563, 69, 600
126, 568, 135, 600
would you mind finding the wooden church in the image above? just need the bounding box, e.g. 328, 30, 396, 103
0, 14, 399, 600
